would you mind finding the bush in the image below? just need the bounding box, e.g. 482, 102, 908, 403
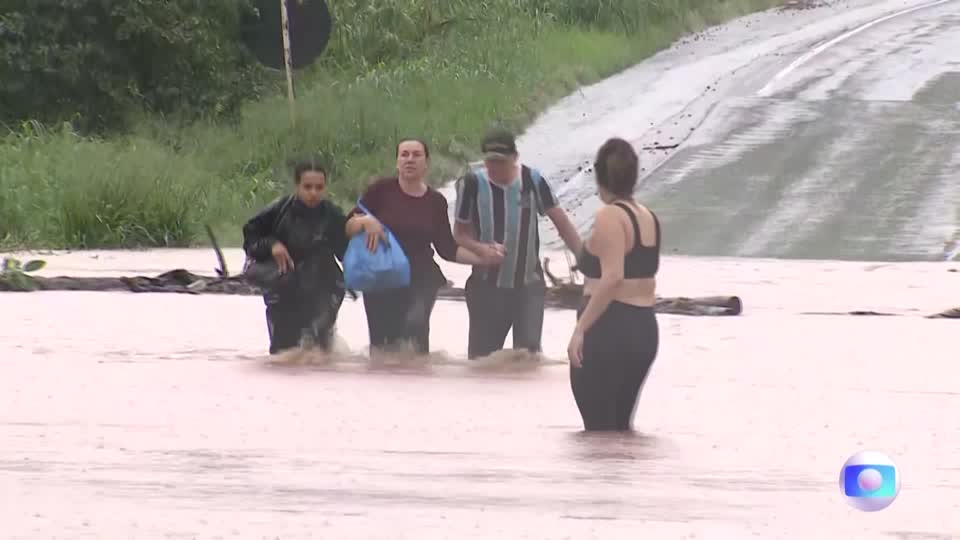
0, 122, 204, 247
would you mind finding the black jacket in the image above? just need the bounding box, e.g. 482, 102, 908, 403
242, 195, 349, 295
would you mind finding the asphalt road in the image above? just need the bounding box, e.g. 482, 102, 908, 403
469, 0, 960, 262
644, 1, 960, 261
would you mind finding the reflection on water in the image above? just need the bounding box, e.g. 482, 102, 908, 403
1, 248, 960, 539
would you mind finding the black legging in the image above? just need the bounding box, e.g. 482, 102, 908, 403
361, 281, 440, 355
570, 300, 659, 431
265, 286, 345, 354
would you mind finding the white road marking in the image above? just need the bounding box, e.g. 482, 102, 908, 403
756, 0, 956, 96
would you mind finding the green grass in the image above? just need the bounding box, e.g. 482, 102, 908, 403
0, 0, 786, 249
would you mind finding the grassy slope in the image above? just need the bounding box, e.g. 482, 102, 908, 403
0, 0, 786, 249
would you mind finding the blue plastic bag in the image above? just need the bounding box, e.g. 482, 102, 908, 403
343, 200, 411, 292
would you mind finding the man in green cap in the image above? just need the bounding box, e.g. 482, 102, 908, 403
453, 127, 582, 359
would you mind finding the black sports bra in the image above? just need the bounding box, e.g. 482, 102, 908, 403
574, 202, 660, 279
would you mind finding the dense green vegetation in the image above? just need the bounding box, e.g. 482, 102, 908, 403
0, 0, 785, 249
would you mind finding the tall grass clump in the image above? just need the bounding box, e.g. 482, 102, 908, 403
1, 0, 787, 250
0, 122, 209, 247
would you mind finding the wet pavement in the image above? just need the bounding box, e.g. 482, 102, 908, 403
454, 0, 960, 262
5, 1, 960, 538
647, 1, 960, 261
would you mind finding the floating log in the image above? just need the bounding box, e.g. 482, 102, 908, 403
656, 295, 742, 316
539, 256, 743, 315
0, 238, 744, 315
0, 270, 257, 295
0, 269, 744, 316
802, 307, 960, 318
436, 286, 742, 315
800, 310, 900, 316
6, 266, 958, 319
927, 307, 960, 319
8, 227, 958, 319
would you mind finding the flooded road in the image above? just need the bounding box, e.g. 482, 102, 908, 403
5, 1, 960, 538
2, 248, 960, 538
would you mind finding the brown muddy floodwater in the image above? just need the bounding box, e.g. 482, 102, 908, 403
2, 248, 959, 539
6, 1, 960, 537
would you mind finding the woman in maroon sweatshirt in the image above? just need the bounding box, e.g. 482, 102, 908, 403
346, 138, 503, 355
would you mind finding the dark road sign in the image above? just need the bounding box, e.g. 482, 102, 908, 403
241, 0, 333, 70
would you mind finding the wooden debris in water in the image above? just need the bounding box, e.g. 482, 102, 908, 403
0, 263, 744, 317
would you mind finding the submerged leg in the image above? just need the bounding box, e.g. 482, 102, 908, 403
511, 282, 546, 355
465, 276, 513, 359
300, 287, 346, 352
403, 283, 440, 355
614, 308, 659, 430
570, 306, 621, 431
363, 287, 410, 352
266, 300, 303, 355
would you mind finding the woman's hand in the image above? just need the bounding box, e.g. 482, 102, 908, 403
361, 215, 386, 252
271, 241, 295, 274
567, 329, 585, 368
478, 242, 505, 265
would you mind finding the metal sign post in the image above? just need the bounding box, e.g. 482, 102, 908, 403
280, 0, 296, 126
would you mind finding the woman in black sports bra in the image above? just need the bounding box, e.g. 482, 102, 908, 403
567, 137, 661, 431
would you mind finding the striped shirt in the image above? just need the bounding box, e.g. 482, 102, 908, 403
454, 163, 559, 288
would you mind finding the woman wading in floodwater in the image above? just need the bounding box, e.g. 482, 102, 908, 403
568, 137, 661, 431
242, 161, 349, 355
345, 138, 503, 356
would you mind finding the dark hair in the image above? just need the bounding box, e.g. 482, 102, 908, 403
292, 160, 327, 184
396, 138, 430, 159
594, 137, 638, 198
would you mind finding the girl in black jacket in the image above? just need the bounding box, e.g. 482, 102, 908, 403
242, 161, 349, 355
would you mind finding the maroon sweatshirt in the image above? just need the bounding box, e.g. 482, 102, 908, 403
348, 176, 459, 288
